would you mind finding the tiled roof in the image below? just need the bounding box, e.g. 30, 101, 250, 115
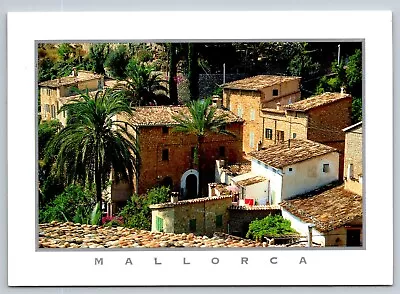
39, 71, 102, 88
280, 184, 362, 232
149, 195, 233, 209
249, 139, 337, 169
283, 92, 351, 112
128, 106, 243, 126
223, 75, 300, 91
223, 161, 251, 176
58, 90, 99, 105
228, 204, 281, 210
235, 176, 267, 186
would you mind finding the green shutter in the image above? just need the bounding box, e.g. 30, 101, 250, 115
156, 216, 164, 232
189, 219, 196, 232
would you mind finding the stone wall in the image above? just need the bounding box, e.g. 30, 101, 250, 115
344, 124, 363, 195
228, 207, 281, 237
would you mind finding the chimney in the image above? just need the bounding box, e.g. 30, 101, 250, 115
171, 192, 179, 203
212, 95, 222, 108
307, 224, 315, 247
208, 183, 217, 197
276, 102, 281, 110
72, 67, 77, 77
340, 86, 345, 94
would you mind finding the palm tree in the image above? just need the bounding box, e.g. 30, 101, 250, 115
116, 59, 169, 106
47, 88, 140, 211
172, 97, 234, 197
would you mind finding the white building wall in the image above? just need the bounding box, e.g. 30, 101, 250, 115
281, 152, 339, 200
244, 181, 269, 204
281, 209, 326, 246
251, 159, 283, 204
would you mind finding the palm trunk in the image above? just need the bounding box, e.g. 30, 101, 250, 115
94, 148, 103, 213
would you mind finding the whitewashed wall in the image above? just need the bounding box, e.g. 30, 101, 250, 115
251, 159, 283, 204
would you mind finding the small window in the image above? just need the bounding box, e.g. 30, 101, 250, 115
216, 215, 223, 228
292, 133, 297, 139
288, 167, 293, 172
191, 147, 196, 159
189, 219, 196, 232
323, 164, 330, 173
162, 149, 169, 161
250, 109, 255, 121
162, 126, 169, 134
265, 128, 273, 140
249, 132, 255, 148
156, 216, 164, 232
272, 89, 279, 96
276, 130, 284, 142
219, 146, 226, 157
237, 106, 243, 118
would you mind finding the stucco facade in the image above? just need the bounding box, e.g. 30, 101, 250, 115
343, 122, 363, 195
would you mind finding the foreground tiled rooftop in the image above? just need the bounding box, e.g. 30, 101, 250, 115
149, 195, 234, 209
283, 92, 351, 112
39, 222, 266, 248
280, 184, 362, 232
250, 139, 337, 169
127, 105, 243, 126
39, 71, 102, 87
223, 75, 300, 91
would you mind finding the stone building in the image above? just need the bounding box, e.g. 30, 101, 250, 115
343, 122, 363, 195
149, 195, 233, 235
280, 184, 362, 247
39, 69, 104, 125
113, 105, 244, 206
222, 75, 301, 153
261, 92, 352, 178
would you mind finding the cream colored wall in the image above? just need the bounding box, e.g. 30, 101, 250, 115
259, 79, 301, 108
40, 87, 59, 121
151, 208, 175, 233
261, 111, 308, 148
344, 124, 363, 195
282, 152, 339, 200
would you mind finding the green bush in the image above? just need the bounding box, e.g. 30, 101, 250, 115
39, 184, 96, 223
246, 215, 298, 241
118, 186, 170, 230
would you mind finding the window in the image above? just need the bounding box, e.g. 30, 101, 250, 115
288, 167, 293, 172
189, 219, 196, 232
45, 104, 50, 114
162, 149, 169, 161
347, 163, 354, 179
216, 215, 223, 228
156, 216, 164, 232
292, 133, 297, 139
237, 106, 243, 118
162, 126, 169, 134
276, 130, 284, 142
219, 146, 226, 157
250, 109, 255, 121
323, 164, 330, 173
191, 147, 196, 159
249, 132, 255, 148
51, 105, 56, 118
272, 89, 279, 96
265, 128, 273, 139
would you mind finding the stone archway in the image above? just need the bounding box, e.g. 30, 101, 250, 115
180, 169, 199, 199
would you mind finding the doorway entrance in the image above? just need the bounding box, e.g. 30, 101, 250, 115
186, 174, 198, 199
346, 229, 361, 246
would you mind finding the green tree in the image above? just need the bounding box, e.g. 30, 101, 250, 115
117, 59, 168, 106
168, 43, 178, 104
188, 43, 199, 100
89, 43, 110, 74
246, 215, 298, 241
104, 44, 130, 79
172, 98, 234, 197
46, 88, 140, 211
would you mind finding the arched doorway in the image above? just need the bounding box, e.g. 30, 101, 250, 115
186, 174, 197, 199
180, 169, 199, 199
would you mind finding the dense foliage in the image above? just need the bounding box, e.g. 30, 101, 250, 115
118, 186, 170, 230
246, 215, 298, 241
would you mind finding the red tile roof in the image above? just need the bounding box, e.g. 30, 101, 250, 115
280, 184, 362, 232
39, 71, 102, 88
283, 92, 352, 112
223, 75, 300, 91
249, 139, 337, 169
149, 195, 234, 209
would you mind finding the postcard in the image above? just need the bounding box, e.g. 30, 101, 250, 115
7, 11, 393, 286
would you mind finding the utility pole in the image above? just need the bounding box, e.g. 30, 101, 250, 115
337, 44, 341, 65
223, 63, 226, 84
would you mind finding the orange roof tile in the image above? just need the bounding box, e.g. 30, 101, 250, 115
223, 75, 300, 91
283, 92, 352, 112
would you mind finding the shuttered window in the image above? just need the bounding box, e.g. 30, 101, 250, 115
249, 132, 255, 148
156, 216, 164, 232
189, 219, 196, 232
216, 215, 223, 228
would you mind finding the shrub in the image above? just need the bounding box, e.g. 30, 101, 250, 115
246, 215, 298, 241
102, 216, 124, 227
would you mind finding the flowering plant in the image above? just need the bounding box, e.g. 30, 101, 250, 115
102, 215, 124, 226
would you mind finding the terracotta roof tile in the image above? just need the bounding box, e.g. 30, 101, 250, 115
283, 92, 352, 112
223, 161, 251, 176
39, 71, 102, 88
149, 195, 234, 209
223, 75, 301, 91
280, 184, 362, 232
235, 176, 267, 186
127, 106, 243, 126
228, 204, 281, 210
249, 139, 337, 169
